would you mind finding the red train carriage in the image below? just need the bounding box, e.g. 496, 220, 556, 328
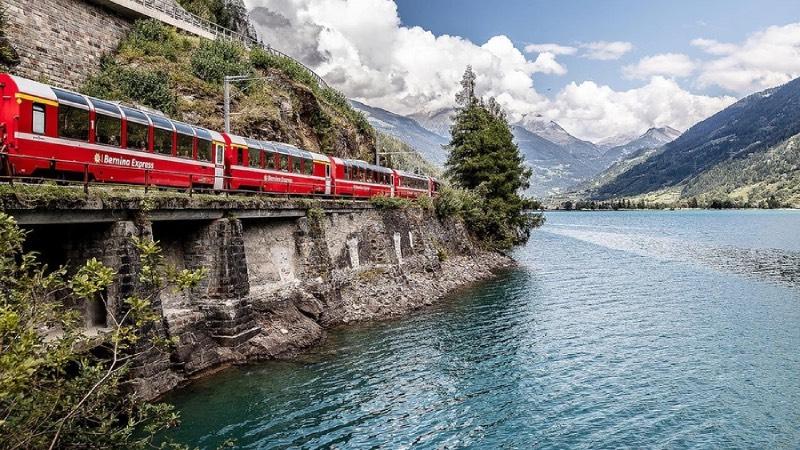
330, 157, 394, 198
393, 170, 432, 198
223, 134, 331, 194
0, 74, 226, 189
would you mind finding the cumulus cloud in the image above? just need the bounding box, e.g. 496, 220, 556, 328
692, 23, 800, 94
542, 77, 735, 142
245, 0, 734, 142
623, 53, 696, 79
580, 41, 633, 60
524, 43, 577, 55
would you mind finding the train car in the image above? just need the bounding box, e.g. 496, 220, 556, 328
330, 157, 394, 198
223, 134, 331, 195
429, 177, 441, 197
393, 169, 432, 198
0, 74, 226, 189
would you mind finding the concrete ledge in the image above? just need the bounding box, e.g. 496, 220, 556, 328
87, 0, 215, 39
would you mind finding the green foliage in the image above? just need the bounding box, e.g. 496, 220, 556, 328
413, 194, 434, 211
191, 39, 252, 84
0, 6, 19, 69
176, 0, 234, 29
370, 196, 411, 210
84, 63, 177, 115
0, 213, 203, 449
122, 20, 186, 61
443, 66, 541, 250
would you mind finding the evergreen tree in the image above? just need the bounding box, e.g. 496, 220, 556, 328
444, 66, 541, 250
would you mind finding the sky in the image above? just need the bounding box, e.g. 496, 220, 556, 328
244, 0, 800, 142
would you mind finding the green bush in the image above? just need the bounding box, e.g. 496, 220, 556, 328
84, 64, 177, 115
414, 194, 434, 211
122, 20, 184, 61
433, 185, 466, 218
370, 196, 411, 210
191, 39, 252, 84
0, 213, 203, 449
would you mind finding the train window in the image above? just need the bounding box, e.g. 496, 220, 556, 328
291, 157, 301, 173
58, 104, 89, 141
303, 159, 313, 175
176, 133, 194, 158
236, 147, 245, 165
265, 151, 276, 169
95, 114, 121, 147
32, 103, 45, 135
248, 148, 261, 168
126, 121, 149, 151
197, 139, 212, 161
153, 128, 173, 155
280, 154, 288, 171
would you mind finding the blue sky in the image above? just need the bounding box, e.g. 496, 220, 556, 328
395, 0, 800, 98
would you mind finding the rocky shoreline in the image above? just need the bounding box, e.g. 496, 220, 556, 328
162, 251, 514, 393
121, 207, 514, 400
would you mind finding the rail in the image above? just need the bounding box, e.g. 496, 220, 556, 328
120, 0, 329, 89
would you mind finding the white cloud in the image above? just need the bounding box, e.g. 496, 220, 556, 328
245, 0, 733, 142
580, 41, 633, 60
524, 43, 577, 55
623, 53, 696, 79
693, 23, 800, 93
544, 77, 735, 142
690, 38, 737, 55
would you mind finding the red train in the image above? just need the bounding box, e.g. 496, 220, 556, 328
0, 73, 439, 199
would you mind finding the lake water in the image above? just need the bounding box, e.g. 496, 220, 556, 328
165, 210, 800, 449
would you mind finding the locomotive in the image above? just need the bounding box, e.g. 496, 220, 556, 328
0, 73, 439, 199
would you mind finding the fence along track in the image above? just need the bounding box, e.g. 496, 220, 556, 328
113, 0, 329, 89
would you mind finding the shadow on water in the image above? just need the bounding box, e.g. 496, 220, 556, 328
164, 211, 800, 450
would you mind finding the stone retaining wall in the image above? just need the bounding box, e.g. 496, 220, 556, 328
5, 0, 133, 89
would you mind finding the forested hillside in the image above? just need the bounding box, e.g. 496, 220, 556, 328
594, 77, 800, 199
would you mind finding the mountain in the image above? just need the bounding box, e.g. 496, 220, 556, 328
511, 125, 601, 197
521, 120, 602, 161
409, 108, 455, 138
349, 100, 449, 165
591, 77, 800, 203
600, 126, 681, 166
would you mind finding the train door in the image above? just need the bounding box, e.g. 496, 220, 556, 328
213, 142, 225, 190
325, 164, 332, 195
391, 173, 396, 197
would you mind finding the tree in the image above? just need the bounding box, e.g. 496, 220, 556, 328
455, 65, 477, 107
443, 66, 541, 250
0, 213, 203, 449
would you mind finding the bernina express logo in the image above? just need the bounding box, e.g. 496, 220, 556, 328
264, 175, 293, 183
94, 152, 155, 170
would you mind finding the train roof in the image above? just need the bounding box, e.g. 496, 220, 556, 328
9, 75, 57, 102
343, 159, 394, 174
395, 170, 431, 180
8, 74, 223, 141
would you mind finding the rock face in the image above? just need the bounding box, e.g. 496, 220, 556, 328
21, 201, 511, 401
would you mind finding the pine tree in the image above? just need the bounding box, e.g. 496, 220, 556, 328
443, 66, 540, 250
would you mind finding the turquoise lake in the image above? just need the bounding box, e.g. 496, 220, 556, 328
165, 210, 800, 449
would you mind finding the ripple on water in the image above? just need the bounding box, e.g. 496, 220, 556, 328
165, 211, 800, 449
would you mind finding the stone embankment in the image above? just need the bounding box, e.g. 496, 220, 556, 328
6, 188, 512, 400
144, 208, 512, 400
